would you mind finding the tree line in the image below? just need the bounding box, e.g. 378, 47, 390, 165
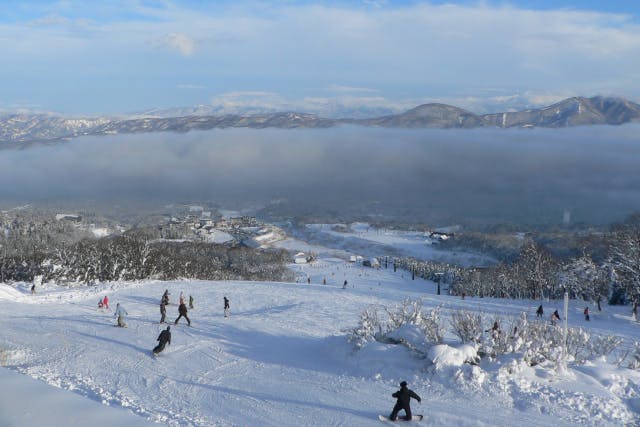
394, 227, 640, 306
0, 234, 293, 285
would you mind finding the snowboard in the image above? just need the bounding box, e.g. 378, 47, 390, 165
378, 415, 423, 422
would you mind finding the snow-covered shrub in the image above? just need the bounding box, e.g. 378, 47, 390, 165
348, 299, 444, 351
564, 327, 591, 363
422, 306, 445, 344
385, 299, 423, 330
450, 310, 483, 344
627, 342, 640, 369
348, 305, 384, 349
519, 321, 563, 366
587, 335, 623, 360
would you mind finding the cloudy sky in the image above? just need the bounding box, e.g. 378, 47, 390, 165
1, 0, 639, 115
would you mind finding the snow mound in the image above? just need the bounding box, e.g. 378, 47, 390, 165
0, 284, 26, 302
429, 344, 479, 368
385, 323, 431, 353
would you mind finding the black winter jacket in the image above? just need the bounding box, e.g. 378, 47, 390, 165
157, 330, 171, 345
392, 385, 421, 407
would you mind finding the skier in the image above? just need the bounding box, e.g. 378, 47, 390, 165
98, 299, 104, 309
189, 294, 194, 310
153, 326, 171, 355
161, 289, 170, 305
114, 303, 128, 327
224, 296, 230, 318
389, 381, 421, 421
343, 280, 348, 289
536, 305, 543, 318
175, 301, 191, 326
30, 284, 36, 294
103, 295, 110, 310
584, 307, 590, 321
551, 310, 560, 325
179, 291, 185, 306
160, 301, 167, 323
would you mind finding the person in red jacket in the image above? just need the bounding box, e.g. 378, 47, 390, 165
102, 295, 109, 310
389, 381, 421, 421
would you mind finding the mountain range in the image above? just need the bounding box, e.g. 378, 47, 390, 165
1, 96, 639, 145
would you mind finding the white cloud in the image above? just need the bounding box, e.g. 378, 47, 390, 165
2, 2, 640, 113
157, 32, 195, 56
327, 84, 379, 93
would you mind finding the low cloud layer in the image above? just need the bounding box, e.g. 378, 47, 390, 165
1, 126, 640, 227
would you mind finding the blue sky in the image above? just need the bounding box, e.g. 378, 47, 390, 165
1, 0, 639, 115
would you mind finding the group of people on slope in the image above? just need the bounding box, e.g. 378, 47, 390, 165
537, 304, 592, 324
102, 289, 231, 355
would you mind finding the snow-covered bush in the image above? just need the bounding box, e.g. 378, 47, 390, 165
450, 310, 483, 344
627, 342, 640, 369
587, 335, 623, 360
348, 305, 384, 349
422, 306, 445, 344
385, 299, 423, 330
348, 299, 445, 351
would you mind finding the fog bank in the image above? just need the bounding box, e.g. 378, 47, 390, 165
2, 126, 639, 226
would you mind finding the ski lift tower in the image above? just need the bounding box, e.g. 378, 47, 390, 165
435, 272, 443, 296
563, 289, 569, 361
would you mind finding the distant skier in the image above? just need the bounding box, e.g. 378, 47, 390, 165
551, 310, 561, 325
98, 299, 104, 309
153, 326, 171, 355
536, 305, 544, 318
584, 307, 590, 321
189, 294, 194, 310
224, 296, 230, 318
175, 301, 191, 326
343, 280, 348, 289
162, 289, 170, 305
388, 381, 421, 421
103, 295, 110, 310
160, 301, 167, 323
114, 303, 128, 327
30, 284, 36, 294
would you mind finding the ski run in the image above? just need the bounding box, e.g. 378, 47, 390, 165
1, 227, 640, 426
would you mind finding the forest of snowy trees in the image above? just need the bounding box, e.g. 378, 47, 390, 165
0, 213, 292, 285
395, 225, 640, 306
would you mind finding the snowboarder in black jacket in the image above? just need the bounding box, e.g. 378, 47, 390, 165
175, 302, 191, 326
389, 381, 421, 421
153, 326, 171, 354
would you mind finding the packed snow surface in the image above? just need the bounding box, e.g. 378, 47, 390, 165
1, 234, 640, 426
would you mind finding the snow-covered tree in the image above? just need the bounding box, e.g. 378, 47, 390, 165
608, 230, 640, 303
